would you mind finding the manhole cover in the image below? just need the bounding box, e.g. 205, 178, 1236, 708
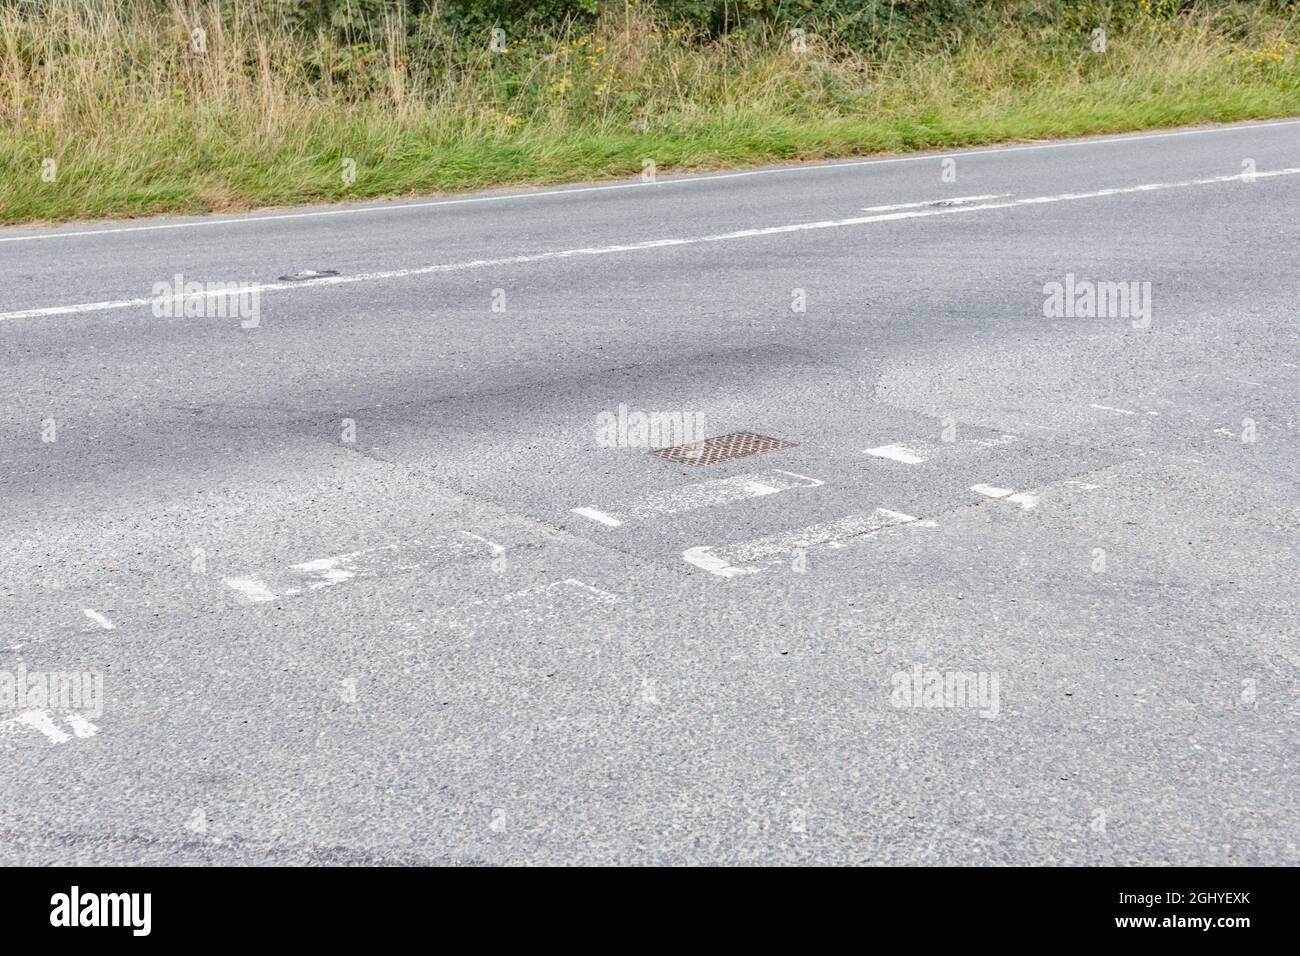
277, 269, 340, 281
650, 431, 797, 466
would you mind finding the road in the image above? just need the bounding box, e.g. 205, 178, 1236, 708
1, 119, 1297, 865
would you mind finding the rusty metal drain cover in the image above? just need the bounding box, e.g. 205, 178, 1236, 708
650, 431, 797, 466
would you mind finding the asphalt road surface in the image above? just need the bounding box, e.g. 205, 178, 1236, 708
2, 119, 1297, 865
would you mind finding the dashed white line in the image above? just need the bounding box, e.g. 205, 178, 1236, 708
5, 166, 1300, 323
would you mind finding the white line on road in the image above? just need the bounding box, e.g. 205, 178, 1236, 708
223, 576, 278, 603
5, 119, 1297, 244
82, 609, 115, 630
864, 444, 928, 464
570, 507, 623, 527
64, 713, 100, 738
971, 484, 1039, 509
684, 508, 918, 577
862, 193, 1008, 211
571, 469, 823, 526
6, 166, 1300, 323
14, 709, 71, 744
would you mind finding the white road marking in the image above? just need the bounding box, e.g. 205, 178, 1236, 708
1090, 403, 1159, 416
64, 713, 100, 738
570, 507, 623, 527
864, 444, 927, 464
971, 484, 1039, 509
290, 554, 358, 588
14, 709, 72, 744
0, 710, 99, 745
6, 119, 1296, 244
684, 508, 918, 577
571, 469, 822, 526
5, 166, 1300, 323
861, 193, 1008, 211
223, 576, 277, 603
447, 578, 622, 626
458, 531, 506, 555
226, 535, 509, 604
82, 609, 114, 630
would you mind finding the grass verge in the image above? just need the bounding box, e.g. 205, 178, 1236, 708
2, 1, 1298, 224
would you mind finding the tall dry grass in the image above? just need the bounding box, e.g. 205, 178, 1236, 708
2, 0, 1297, 222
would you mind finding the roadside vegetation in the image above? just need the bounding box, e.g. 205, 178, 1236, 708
2, 0, 1298, 224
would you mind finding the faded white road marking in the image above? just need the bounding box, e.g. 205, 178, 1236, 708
571, 469, 822, 526
571, 507, 622, 527
82, 609, 114, 630
0, 710, 100, 745
864, 444, 927, 464
64, 713, 100, 738
447, 578, 622, 627
458, 531, 506, 555
861, 193, 1008, 211
14, 709, 72, 744
290, 554, 358, 588
223, 576, 277, 603
1089, 403, 1159, 416
971, 484, 1039, 509
684, 509, 918, 577
6, 166, 1300, 322
7, 119, 1296, 244
225, 535, 508, 604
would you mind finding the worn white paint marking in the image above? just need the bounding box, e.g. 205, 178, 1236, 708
682, 546, 760, 579
8, 119, 1297, 245
466, 578, 622, 608
7, 166, 1300, 323
1063, 480, 1100, 490
864, 444, 927, 464
228, 536, 509, 605
1089, 403, 1137, 415
64, 713, 100, 738
448, 578, 623, 626
861, 193, 1008, 212
291, 555, 358, 589
82, 609, 114, 630
570, 506, 623, 527
572, 469, 822, 526
684, 509, 918, 577
15, 709, 72, 744
971, 484, 1038, 509
458, 531, 506, 555
223, 576, 277, 603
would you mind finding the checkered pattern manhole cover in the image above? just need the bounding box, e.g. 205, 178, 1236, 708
650, 431, 797, 466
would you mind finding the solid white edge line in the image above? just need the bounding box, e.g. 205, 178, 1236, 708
5, 166, 1299, 323
4, 118, 1299, 243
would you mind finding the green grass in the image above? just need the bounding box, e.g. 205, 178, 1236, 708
3, 1, 1298, 224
